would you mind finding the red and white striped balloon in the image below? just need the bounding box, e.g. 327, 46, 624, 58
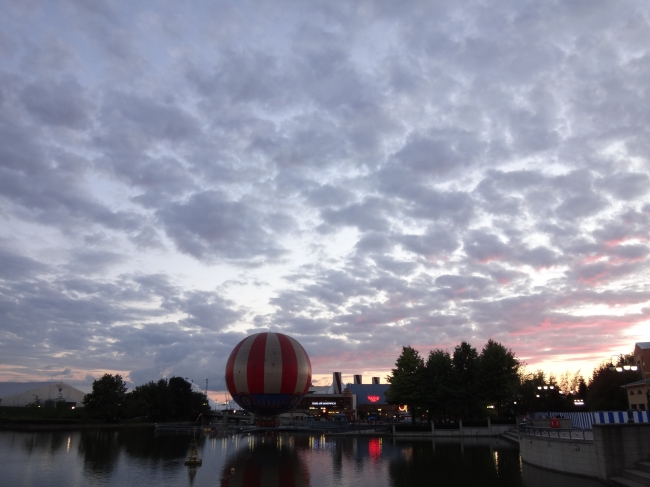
225, 332, 311, 415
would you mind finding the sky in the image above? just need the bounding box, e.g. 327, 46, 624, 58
1, 0, 649, 397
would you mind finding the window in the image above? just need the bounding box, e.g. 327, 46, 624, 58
640, 404, 647, 411
630, 390, 635, 395
631, 404, 638, 410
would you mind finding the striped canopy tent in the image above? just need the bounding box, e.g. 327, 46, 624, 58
225, 332, 312, 416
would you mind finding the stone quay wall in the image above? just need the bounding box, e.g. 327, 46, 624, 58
519, 423, 650, 481
519, 432, 597, 478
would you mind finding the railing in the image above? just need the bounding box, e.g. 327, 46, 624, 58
518, 424, 593, 441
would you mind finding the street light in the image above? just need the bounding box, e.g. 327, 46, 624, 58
608, 354, 642, 422
608, 355, 638, 372
537, 384, 555, 415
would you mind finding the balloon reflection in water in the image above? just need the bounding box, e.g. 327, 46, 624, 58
220, 434, 310, 487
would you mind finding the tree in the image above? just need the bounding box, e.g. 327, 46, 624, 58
386, 346, 425, 419
125, 377, 210, 421
586, 355, 640, 411
451, 342, 479, 419
516, 369, 546, 415
477, 339, 520, 418
83, 374, 128, 422
26, 394, 42, 408
422, 349, 453, 421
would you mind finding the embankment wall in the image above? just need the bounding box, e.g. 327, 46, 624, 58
520, 423, 650, 481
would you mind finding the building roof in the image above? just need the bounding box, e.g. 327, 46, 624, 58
307, 385, 330, 394
636, 342, 650, 350
623, 379, 649, 387
0, 382, 68, 399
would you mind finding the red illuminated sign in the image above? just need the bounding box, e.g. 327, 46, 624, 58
367, 395, 380, 403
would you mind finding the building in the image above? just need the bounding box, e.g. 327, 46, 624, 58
0, 382, 86, 407
624, 379, 648, 411
296, 372, 399, 420
298, 389, 356, 420
348, 382, 399, 419
631, 342, 650, 411
634, 342, 650, 379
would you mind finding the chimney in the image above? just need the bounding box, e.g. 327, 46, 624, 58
331, 372, 343, 394
354, 374, 362, 385
372, 377, 380, 385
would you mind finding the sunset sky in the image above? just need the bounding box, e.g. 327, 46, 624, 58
1, 1, 649, 394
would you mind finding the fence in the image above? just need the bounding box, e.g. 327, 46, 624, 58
592, 410, 650, 424
519, 424, 593, 441
529, 410, 650, 429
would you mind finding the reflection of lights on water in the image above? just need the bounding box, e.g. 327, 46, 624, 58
369, 438, 382, 459
493, 450, 499, 475
401, 446, 413, 462
66, 436, 71, 452
519, 454, 522, 472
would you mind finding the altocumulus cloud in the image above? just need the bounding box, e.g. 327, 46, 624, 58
0, 0, 649, 389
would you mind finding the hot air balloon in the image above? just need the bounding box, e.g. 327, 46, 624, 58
225, 332, 311, 424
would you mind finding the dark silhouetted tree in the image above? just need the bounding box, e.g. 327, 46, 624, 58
477, 339, 520, 417
386, 346, 425, 419
422, 349, 453, 421
587, 354, 640, 411
83, 374, 128, 422
451, 342, 479, 419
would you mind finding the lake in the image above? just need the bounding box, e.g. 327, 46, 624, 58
0, 428, 605, 486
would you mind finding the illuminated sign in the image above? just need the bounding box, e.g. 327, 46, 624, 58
367, 395, 380, 403
313, 401, 336, 406
398, 405, 407, 412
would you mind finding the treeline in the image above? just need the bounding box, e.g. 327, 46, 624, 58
386, 339, 520, 421
386, 341, 641, 420
82, 374, 210, 422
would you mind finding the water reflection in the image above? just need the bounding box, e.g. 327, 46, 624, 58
20, 431, 70, 456
77, 430, 121, 475
388, 438, 523, 487
220, 433, 310, 486
0, 430, 607, 487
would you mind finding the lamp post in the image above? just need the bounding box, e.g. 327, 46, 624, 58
537, 384, 555, 416
608, 355, 638, 372
608, 355, 641, 422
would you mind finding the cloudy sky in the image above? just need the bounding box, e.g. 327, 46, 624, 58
1, 0, 649, 395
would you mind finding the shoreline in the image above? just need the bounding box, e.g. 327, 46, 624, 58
0, 422, 157, 432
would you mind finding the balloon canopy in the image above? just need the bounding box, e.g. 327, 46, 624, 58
225, 332, 312, 416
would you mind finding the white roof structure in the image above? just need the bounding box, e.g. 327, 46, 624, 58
636, 342, 650, 349
0, 382, 86, 407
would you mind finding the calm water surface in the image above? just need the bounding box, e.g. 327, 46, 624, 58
0, 429, 605, 487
